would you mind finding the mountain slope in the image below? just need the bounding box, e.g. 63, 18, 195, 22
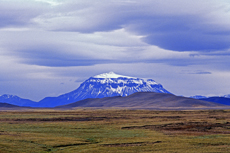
57, 92, 226, 109
38, 72, 171, 107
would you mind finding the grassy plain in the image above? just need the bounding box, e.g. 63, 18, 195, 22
0, 109, 230, 153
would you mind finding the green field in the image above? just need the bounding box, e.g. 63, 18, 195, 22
0, 109, 230, 153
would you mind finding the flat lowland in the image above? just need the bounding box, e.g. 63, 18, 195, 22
0, 109, 230, 152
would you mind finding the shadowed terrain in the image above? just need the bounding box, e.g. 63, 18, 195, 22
57, 92, 228, 109
0, 102, 21, 108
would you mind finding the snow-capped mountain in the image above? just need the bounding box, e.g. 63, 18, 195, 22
190, 95, 207, 99
38, 72, 172, 107
190, 94, 230, 106
0, 94, 37, 107
190, 94, 230, 100
224, 94, 230, 98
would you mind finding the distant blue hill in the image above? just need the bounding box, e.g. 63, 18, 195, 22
0, 94, 38, 107
200, 97, 230, 105
0, 102, 21, 108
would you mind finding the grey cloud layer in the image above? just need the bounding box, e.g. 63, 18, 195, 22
1, 0, 230, 52
0, 0, 230, 68
0, 29, 201, 67
0, 0, 49, 28
33, 0, 230, 51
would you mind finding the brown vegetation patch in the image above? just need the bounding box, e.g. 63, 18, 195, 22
53, 143, 89, 148
0, 131, 20, 136
0, 116, 123, 122
140, 116, 181, 119
102, 141, 162, 147
122, 122, 230, 135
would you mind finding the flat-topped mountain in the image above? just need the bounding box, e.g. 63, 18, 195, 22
38, 72, 171, 107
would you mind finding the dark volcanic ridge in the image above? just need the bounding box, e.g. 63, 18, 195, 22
56, 92, 228, 109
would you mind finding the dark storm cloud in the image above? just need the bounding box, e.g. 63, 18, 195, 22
190, 71, 212, 75
181, 70, 212, 75
152, 31, 229, 52
143, 31, 230, 51
195, 71, 212, 74
124, 13, 230, 51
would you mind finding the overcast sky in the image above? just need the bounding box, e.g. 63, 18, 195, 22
0, 0, 230, 101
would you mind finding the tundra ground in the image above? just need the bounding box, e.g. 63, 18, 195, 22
0, 109, 230, 152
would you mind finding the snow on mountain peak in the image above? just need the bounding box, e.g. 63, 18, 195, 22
1, 94, 17, 99
224, 94, 230, 98
93, 72, 135, 79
